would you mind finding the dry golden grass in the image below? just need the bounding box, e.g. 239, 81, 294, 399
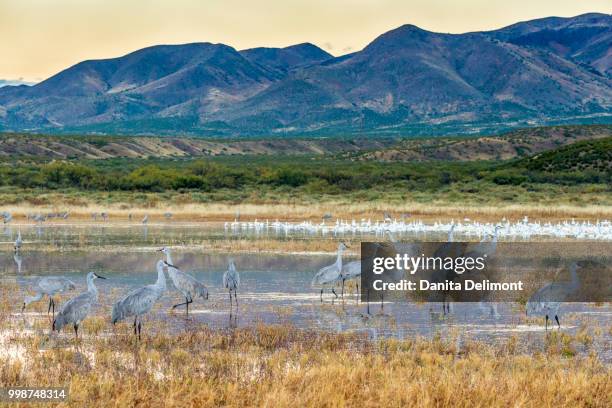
0, 278, 610, 408
1, 200, 611, 225
1, 324, 610, 408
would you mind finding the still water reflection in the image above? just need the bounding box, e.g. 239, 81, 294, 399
1, 225, 610, 362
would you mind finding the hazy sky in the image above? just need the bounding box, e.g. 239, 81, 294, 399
0, 0, 609, 82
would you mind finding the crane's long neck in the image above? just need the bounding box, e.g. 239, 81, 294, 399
156, 264, 167, 291
165, 251, 173, 265
336, 247, 344, 270
24, 292, 43, 306
448, 225, 454, 242
87, 276, 98, 299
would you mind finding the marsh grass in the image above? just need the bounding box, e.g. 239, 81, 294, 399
1, 321, 610, 408
1, 199, 611, 225
1, 285, 610, 407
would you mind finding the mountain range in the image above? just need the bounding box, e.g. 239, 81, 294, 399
0, 13, 610, 136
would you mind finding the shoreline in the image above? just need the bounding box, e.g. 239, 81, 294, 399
1, 201, 611, 223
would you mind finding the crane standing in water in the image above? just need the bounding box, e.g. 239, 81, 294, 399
22, 277, 76, 318
223, 259, 240, 309
158, 247, 209, 315
14, 230, 22, 252
312, 242, 347, 303
526, 261, 582, 330
111, 260, 166, 340
52, 272, 106, 339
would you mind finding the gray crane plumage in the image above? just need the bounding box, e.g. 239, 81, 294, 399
526, 262, 581, 330
159, 247, 208, 315
14, 231, 22, 252
53, 272, 106, 338
312, 242, 347, 302
22, 276, 76, 317
112, 260, 166, 339
223, 259, 240, 307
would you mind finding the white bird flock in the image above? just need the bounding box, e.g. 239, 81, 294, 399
225, 217, 612, 241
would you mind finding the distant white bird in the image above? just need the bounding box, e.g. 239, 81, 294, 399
223, 259, 240, 308
22, 276, 76, 317
526, 262, 582, 330
159, 247, 209, 315
164, 212, 173, 219
53, 272, 106, 339
312, 242, 347, 302
112, 260, 166, 339
14, 230, 22, 252
142, 215, 149, 225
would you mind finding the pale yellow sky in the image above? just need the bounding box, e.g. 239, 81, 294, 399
0, 0, 609, 82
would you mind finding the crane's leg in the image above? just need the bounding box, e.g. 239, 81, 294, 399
235, 290, 238, 307
320, 289, 323, 303
341, 279, 345, 300
332, 288, 338, 299
47, 298, 52, 315
555, 315, 560, 329
51, 299, 55, 318
229, 291, 232, 310
172, 296, 193, 314
186, 297, 189, 316
356, 282, 359, 303
133, 316, 138, 335
545, 315, 549, 331
380, 291, 384, 311
138, 321, 142, 341
366, 288, 370, 315
74, 324, 79, 340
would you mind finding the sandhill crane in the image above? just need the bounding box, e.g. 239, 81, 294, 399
1, 211, 12, 224
158, 247, 209, 315
14, 231, 22, 252
223, 259, 240, 308
312, 242, 347, 303
14, 252, 22, 274
112, 260, 166, 340
22, 277, 76, 317
526, 262, 582, 330
340, 260, 361, 300
52, 272, 106, 339
463, 225, 503, 318
142, 215, 149, 225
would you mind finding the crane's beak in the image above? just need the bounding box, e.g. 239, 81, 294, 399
164, 261, 177, 269
157, 248, 164, 252
94, 273, 107, 280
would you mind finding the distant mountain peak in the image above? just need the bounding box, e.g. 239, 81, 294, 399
0, 13, 610, 136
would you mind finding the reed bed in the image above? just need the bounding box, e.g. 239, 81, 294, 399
1, 324, 610, 407
0, 283, 610, 407
1, 200, 611, 224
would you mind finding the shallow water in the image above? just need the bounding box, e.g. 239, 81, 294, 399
1, 224, 610, 362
